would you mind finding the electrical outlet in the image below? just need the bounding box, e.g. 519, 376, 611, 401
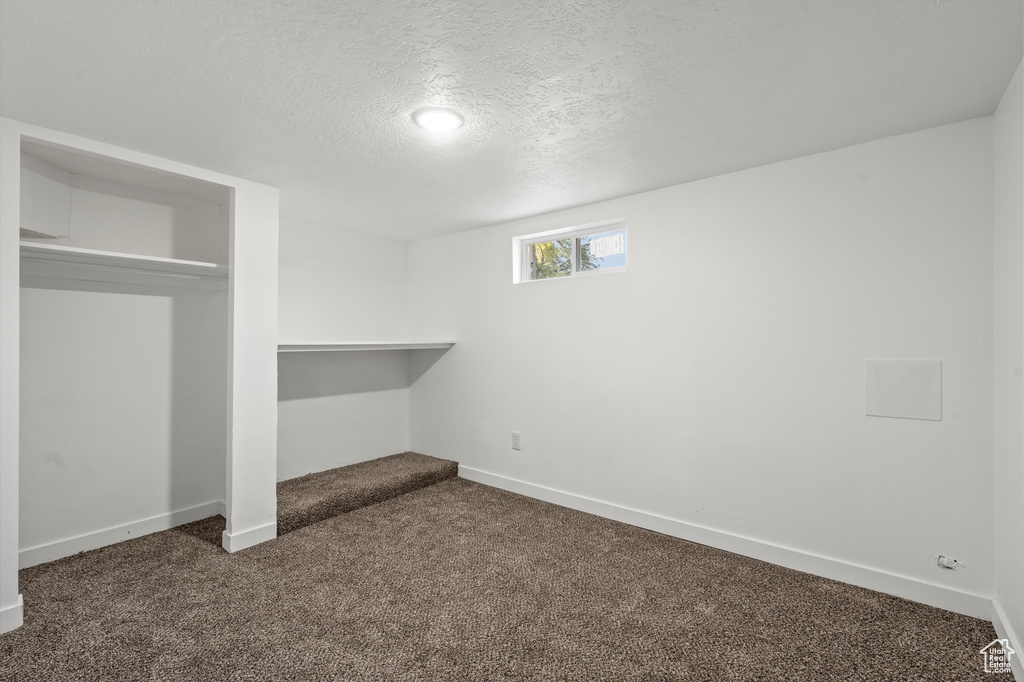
511, 431, 522, 451
936, 555, 961, 570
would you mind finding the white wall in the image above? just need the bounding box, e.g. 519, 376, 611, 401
20, 172, 228, 264
277, 218, 411, 480
19, 282, 227, 560
0, 118, 23, 632
278, 218, 407, 343
992, 59, 1023, 662
408, 118, 996, 615
223, 176, 280, 553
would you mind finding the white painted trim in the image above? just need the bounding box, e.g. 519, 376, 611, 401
18, 501, 223, 569
992, 599, 1024, 681
277, 342, 455, 352
458, 466, 993, 620
0, 594, 23, 633
221, 521, 277, 553
1, 118, 24, 642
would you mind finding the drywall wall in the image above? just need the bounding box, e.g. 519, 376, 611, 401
20, 170, 228, 264
278, 218, 408, 343
408, 118, 995, 614
0, 119, 22, 632
277, 218, 411, 480
222, 177, 279, 553
993, 59, 1023, 658
19, 282, 227, 562
277, 351, 410, 480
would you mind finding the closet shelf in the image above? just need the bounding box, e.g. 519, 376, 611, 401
277, 342, 455, 353
20, 242, 228, 289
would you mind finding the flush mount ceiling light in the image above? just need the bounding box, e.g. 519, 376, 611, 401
412, 107, 464, 132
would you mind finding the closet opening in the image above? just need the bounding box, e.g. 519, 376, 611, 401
18, 138, 231, 567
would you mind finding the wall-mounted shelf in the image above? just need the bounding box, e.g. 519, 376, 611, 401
20, 242, 228, 289
277, 342, 455, 353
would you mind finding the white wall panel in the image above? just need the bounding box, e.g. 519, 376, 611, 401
19, 283, 226, 553
277, 219, 411, 478
992, 59, 1023, 661
408, 118, 996, 608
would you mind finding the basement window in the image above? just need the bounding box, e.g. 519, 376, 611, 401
513, 220, 627, 283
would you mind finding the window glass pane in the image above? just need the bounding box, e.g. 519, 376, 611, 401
578, 229, 626, 272
528, 238, 573, 280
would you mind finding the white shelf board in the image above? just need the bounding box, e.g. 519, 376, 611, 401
20, 242, 228, 289
277, 342, 455, 353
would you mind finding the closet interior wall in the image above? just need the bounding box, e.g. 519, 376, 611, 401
18, 149, 229, 566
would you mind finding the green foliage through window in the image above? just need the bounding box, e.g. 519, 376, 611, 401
524, 227, 625, 281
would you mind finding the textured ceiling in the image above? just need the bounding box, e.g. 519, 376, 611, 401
1, 0, 1021, 241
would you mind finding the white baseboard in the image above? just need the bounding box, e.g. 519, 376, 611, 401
992, 599, 1024, 681
221, 521, 276, 553
18, 501, 223, 569
459, 466, 993, 620
0, 594, 23, 634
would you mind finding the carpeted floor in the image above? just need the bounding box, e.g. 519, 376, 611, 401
277, 452, 458, 535
0, 474, 997, 681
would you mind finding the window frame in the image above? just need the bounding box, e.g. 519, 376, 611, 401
512, 218, 627, 284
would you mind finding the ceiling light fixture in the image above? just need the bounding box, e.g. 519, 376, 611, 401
412, 107, 464, 132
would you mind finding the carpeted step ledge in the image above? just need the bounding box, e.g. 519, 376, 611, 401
276, 452, 458, 535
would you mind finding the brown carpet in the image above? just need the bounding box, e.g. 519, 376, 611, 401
1, 476, 996, 681
276, 452, 458, 535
